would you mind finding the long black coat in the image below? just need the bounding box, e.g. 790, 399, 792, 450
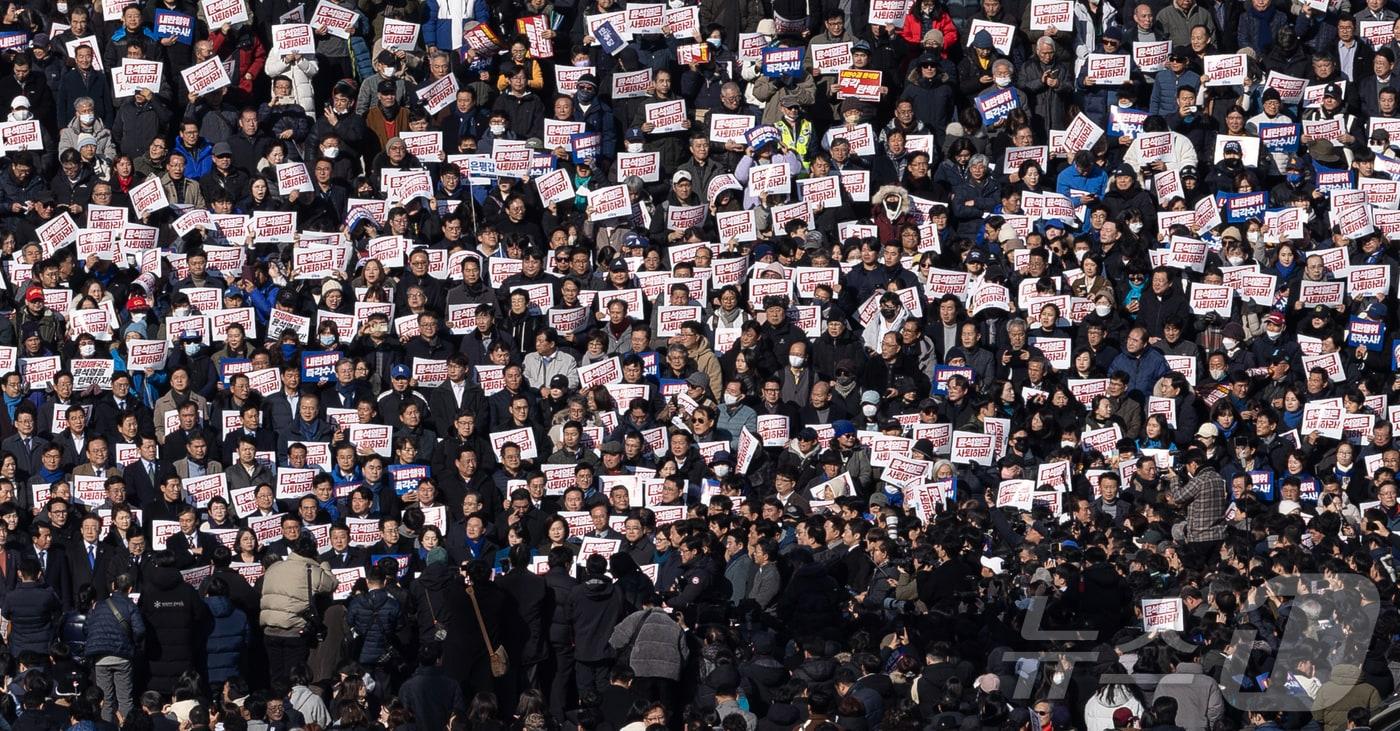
496, 567, 550, 666
138, 564, 208, 694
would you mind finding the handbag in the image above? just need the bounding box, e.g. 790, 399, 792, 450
299, 564, 327, 645
422, 590, 449, 642
465, 582, 509, 677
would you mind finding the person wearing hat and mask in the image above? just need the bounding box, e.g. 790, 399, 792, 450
902, 53, 956, 147
354, 51, 409, 116
1302, 82, 1361, 148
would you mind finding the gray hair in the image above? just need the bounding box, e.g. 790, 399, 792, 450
969, 153, 990, 168
991, 59, 1014, 74
73, 97, 93, 111
1007, 318, 1028, 332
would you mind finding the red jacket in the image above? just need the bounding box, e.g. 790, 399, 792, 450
898, 10, 959, 59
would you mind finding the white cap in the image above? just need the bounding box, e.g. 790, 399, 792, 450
11, 95, 29, 109
980, 556, 1005, 575
1278, 499, 1302, 515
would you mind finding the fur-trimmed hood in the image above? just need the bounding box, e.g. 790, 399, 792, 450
872, 184, 910, 219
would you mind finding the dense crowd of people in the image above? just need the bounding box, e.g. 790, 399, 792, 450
0, 0, 1395, 727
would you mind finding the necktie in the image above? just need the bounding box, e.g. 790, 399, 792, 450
23, 439, 30, 453
87, 545, 95, 570
38, 550, 45, 571
147, 462, 155, 484
338, 552, 346, 563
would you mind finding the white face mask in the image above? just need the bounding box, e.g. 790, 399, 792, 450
1266, 329, 1282, 340
323, 146, 339, 158
319, 334, 337, 346
184, 343, 200, 356
1060, 441, 1076, 449
57, 1, 67, 11
713, 465, 730, 477
1094, 304, 1112, 316
1372, 144, 1386, 155
79, 113, 94, 125
173, 307, 189, 317
79, 344, 95, 357
1128, 222, 1143, 233
707, 38, 721, 47
1247, 231, 1261, 243
862, 404, 878, 417
1227, 255, 1245, 266
994, 76, 1012, 87
9, 110, 29, 121
381, 67, 397, 78
1210, 369, 1225, 381
789, 355, 805, 368
131, 312, 146, 322
490, 123, 506, 135
626, 142, 644, 153
1222, 337, 1238, 350
723, 393, 739, 405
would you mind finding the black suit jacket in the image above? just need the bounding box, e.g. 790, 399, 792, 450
320, 546, 369, 570
166, 531, 220, 568
96, 550, 142, 596
221, 428, 277, 466
23, 545, 70, 608
50, 431, 89, 471
2, 433, 49, 484
318, 379, 373, 411
163, 426, 220, 465
124, 459, 166, 507
65, 541, 109, 598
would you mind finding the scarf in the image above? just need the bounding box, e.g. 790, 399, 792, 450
1247, 5, 1276, 55
3, 394, 20, 421
464, 535, 486, 557
1282, 407, 1303, 429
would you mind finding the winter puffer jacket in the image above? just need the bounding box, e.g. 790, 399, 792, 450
83, 592, 145, 660
204, 596, 250, 684
346, 588, 400, 666
259, 553, 336, 635
139, 565, 207, 694
608, 608, 688, 680
1, 581, 60, 656
569, 576, 624, 663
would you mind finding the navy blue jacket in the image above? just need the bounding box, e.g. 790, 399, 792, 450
83, 592, 145, 660
346, 588, 401, 666
2, 581, 60, 655
203, 596, 249, 684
